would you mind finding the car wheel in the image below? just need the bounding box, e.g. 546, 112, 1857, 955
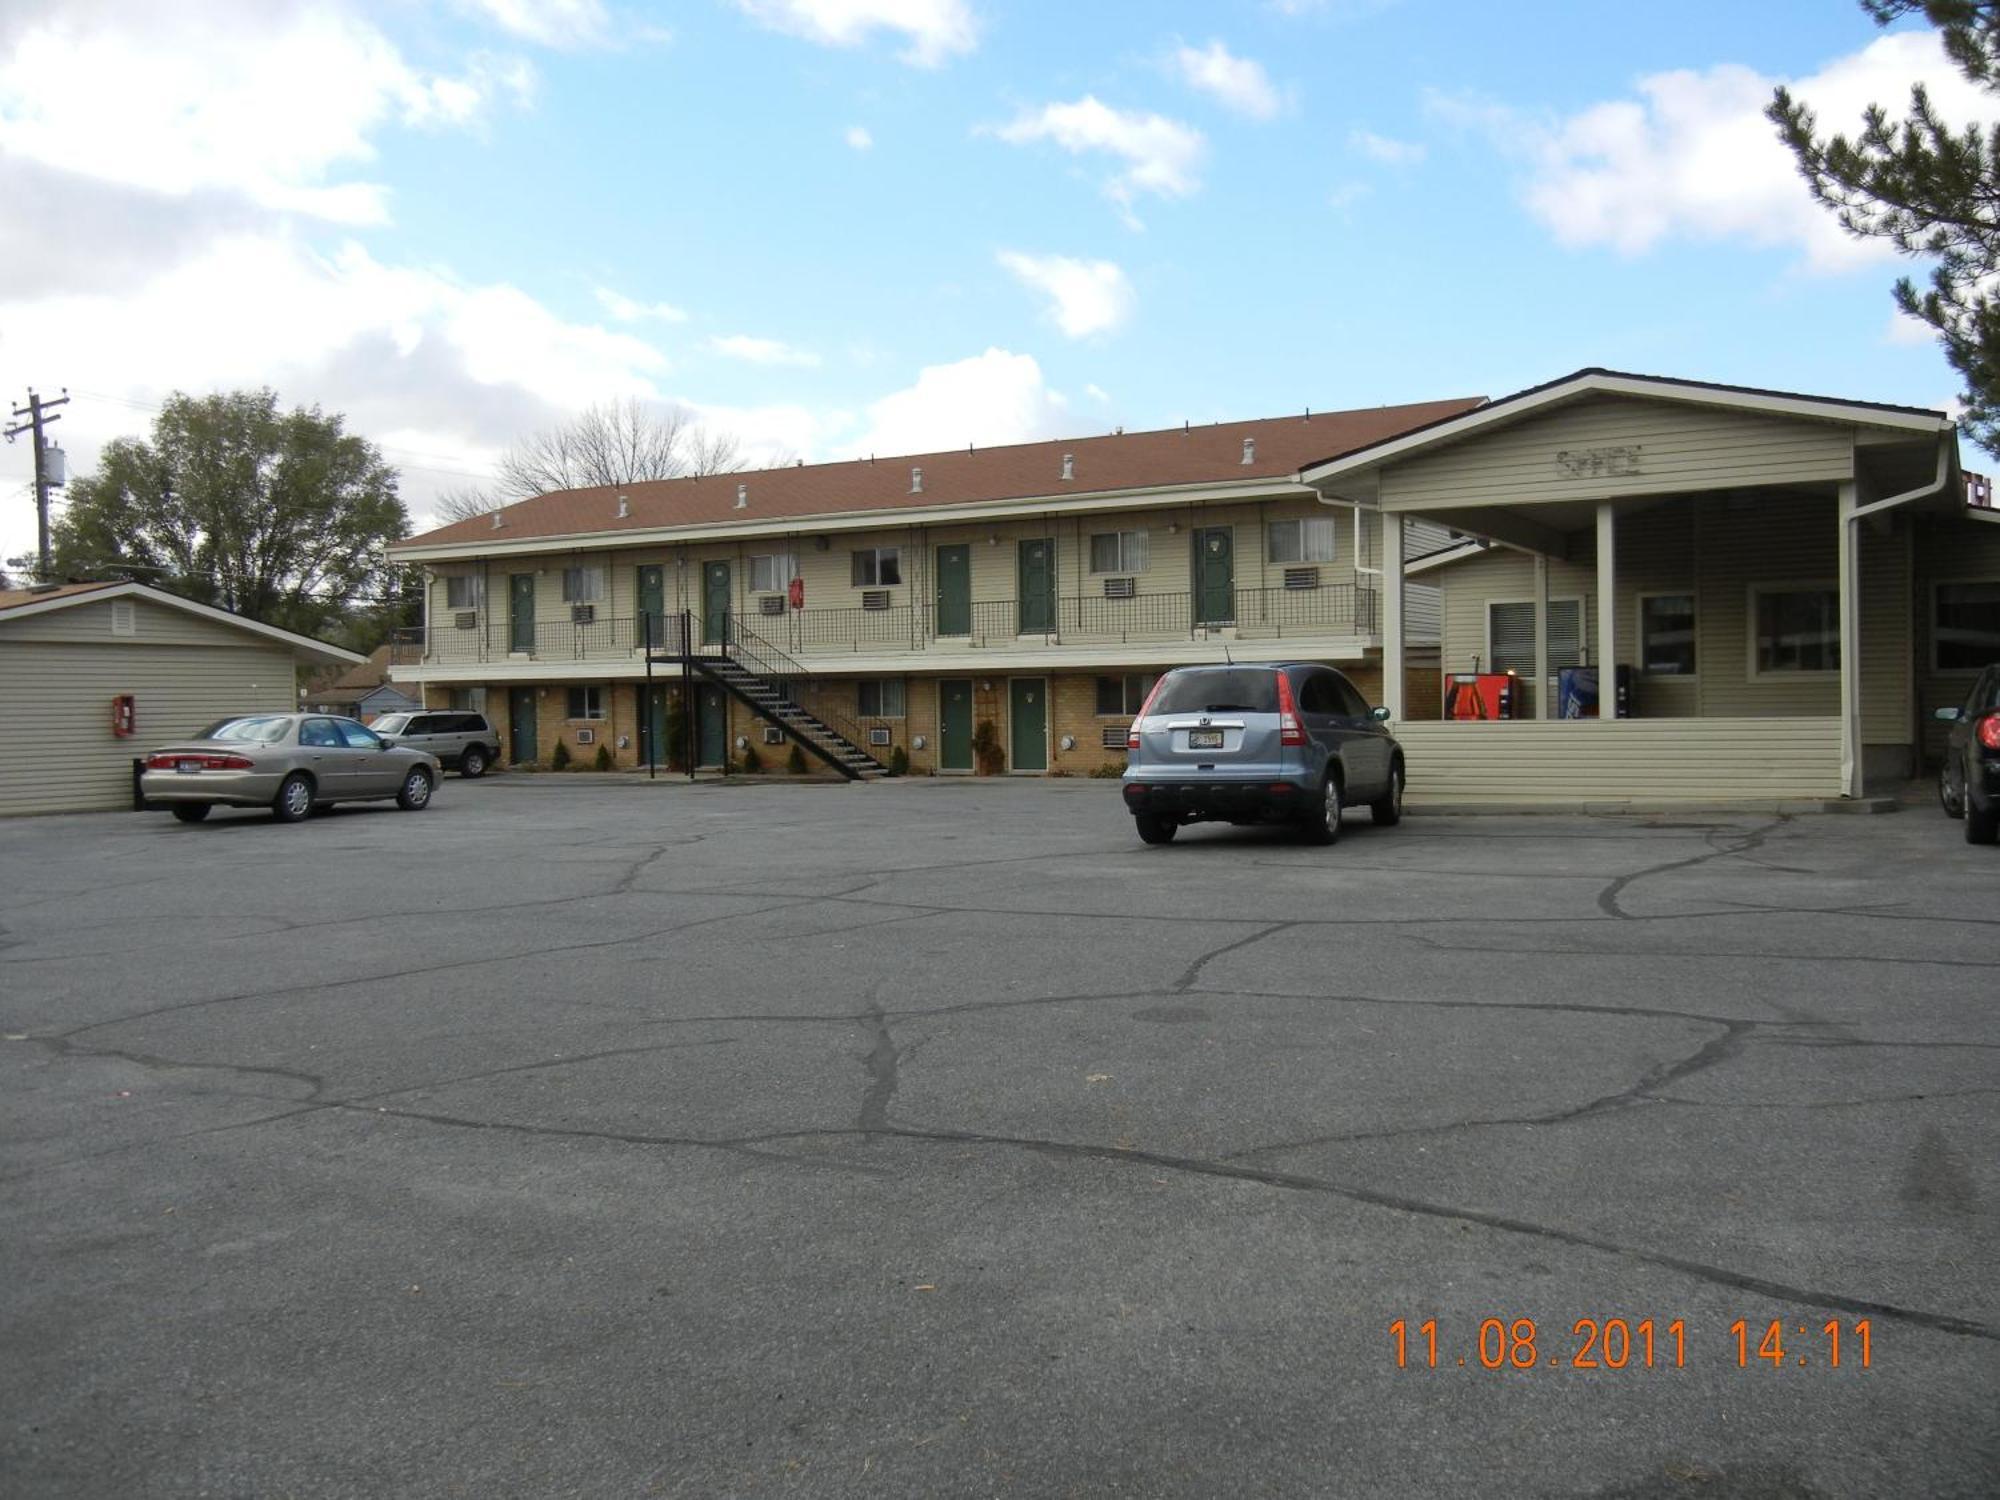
1370, 761, 1404, 827
1939, 758, 1965, 818
1301, 772, 1343, 846
460, 746, 489, 779
272, 772, 314, 823
170, 803, 211, 824
1134, 813, 1178, 845
397, 767, 435, 811
1967, 799, 1998, 845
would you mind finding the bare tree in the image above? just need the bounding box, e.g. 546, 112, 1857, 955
496, 398, 751, 499
431, 484, 498, 526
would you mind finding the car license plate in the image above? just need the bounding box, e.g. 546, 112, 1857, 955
176, 759, 203, 774
1187, 729, 1224, 750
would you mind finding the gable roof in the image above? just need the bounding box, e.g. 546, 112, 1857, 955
0, 581, 363, 666
1299, 368, 1953, 486
394, 397, 1485, 556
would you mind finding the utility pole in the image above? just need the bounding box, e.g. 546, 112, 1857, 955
6, 388, 70, 581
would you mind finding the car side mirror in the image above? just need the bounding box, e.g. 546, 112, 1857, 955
377, 739, 393, 750
1933, 707, 1963, 722
1370, 706, 1392, 722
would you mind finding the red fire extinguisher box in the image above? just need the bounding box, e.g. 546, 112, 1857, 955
110, 694, 136, 737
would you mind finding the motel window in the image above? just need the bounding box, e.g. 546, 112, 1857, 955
851, 548, 901, 587
1095, 674, 1156, 715
1640, 594, 1697, 676
1268, 517, 1336, 565
448, 687, 487, 713
749, 553, 795, 594
1753, 586, 1839, 674
1487, 599, 1582, 676
1089, 531, 1149, 574
858, 679, 905, 718
1933, 580, 2000, 671
562, 566, 604, 603
566, 686, 605, 720
445, 575, 484, 609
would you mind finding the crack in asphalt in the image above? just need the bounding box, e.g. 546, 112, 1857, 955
1595, 817, 1783, 919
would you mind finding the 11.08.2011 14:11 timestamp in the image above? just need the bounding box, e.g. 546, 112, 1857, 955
1390, 1318, 1873, 1371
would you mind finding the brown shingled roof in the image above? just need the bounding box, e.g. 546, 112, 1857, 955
0, 580, 121, 611
397, 397, 1484, 551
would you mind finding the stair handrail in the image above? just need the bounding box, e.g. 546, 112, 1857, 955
722, 615, 886, 766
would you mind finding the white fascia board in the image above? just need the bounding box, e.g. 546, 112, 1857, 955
1298, 372, 1951, 488
0, 581, 363, 665
1405, 541, 1490, 575
389, 478, 1319, 564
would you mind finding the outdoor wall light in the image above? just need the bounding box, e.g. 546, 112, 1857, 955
978, 679, 992, 691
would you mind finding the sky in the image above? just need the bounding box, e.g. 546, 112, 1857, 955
1, 0, 1993, 564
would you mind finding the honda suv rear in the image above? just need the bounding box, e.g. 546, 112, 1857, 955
1120, 663, 1404, 846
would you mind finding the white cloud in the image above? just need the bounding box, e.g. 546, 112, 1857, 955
1084, 382, 1110, 403
845, 124, 874, 150
1350, 128, 1424, 166
840, 349, 1068, 458
456, 0, 610, 48
1171, 39, 1280, 121
710, 334, 823, 367
732, 0, 976, 67
595, 286, 689, 323
996, 250, 1134, 338
0, 3, 534, 226
1886, 309, 1935, 347
1326, 180, 1370, 213
1436, 31, 2000, 271
992, 95, 1206, 212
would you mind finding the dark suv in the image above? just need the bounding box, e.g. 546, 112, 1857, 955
1120, 662, 1403, 845
1936, 663, 2000, 845
370, 711, 501, 778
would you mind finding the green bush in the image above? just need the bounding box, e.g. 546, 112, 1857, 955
787, 742, 809, 775
551, 740, 572, 771
888, 745, 909, 776
593, 742, 613, 772
739, 743, 763, 773
1088, 762, 1125, 779
971, 719, 1005, 776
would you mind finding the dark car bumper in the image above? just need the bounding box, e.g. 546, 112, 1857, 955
1122, 776, 1315, 822
1971, 755, 2000, 811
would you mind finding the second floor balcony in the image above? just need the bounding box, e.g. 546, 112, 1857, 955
393, 581, 1382, 668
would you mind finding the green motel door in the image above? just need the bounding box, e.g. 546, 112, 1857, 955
507, 686, 537, 764
939, 679, 974, 772
1017, 538, 1055, 635
639, 684, 669, 768
636, 564, 665, 650
696, 681, 729, 767
509, 573, 536, 653
702, 561, 731, 647
1009, 678, 1048, 772
936, 544, 971, 636
1193, 527, 1234, 626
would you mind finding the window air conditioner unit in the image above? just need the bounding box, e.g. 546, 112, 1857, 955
861, 590, 890, 611
758, 595, 785, 616
576, 727, 596, 745
1283, 566, 1320, 591
570, 603, 596, 624
1102, 725, 1127, 750
454, 611, 477, 629
1102, 576, 1136, 599
761, 725, 784, 745
868, 727, 892, 747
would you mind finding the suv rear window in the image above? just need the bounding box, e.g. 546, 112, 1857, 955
1147, 668, 1280, 715
372, 715, 411, 734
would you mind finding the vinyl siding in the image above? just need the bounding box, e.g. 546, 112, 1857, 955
0, 641, 298, 815
1379, 395, 1855, 509
0, 595, 278, 649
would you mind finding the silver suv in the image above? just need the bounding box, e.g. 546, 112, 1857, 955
370, 711, 500, 778
1120, 663, 1403, 845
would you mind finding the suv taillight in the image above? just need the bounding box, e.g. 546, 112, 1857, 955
1979, 714, 2000, 751
1275, 673, 1306, 747
1127, 676, 1167, 750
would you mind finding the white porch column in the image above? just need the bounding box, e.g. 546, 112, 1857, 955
1596, 502, 1616, 706
1533, 553, 1550, 719
1838, 480, 1860, 797
1383, 512, 1405, 720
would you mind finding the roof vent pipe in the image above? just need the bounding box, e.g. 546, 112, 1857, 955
910, 466, 923, 494
1241, 437, 1256, 465
735, 483, 748, 510
1061, 453, 1074, 481
616, 495, 629, 519
491, 511, 504, 529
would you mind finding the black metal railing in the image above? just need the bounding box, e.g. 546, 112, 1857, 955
720, 614, 884, 766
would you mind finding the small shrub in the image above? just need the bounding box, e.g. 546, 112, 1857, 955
593, 743, 613, 772
971, 718, 1005, 776
888, 745, 909, 776
1088, 762, 1125, 779
739, 743, 763, 773
787, 743, 809, 775
1048, 768, 1072, 778
551, 740, 572, 771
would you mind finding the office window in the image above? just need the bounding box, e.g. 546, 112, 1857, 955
566, 686, 605, 720
749, 553, 795, 594
1089, 531, 1148, 574
445, 575, 484, 609
1268, 517, 1336, 565
1640, 594, 1697, 675
448, 688, 487, 713
1488, 599, 1582, 675
1095, 674, 1156, 715
1753, 586, 1839, 673
1934, 580, 2000, 671
858, 678, 906, 717
851, 548, 901, 587
562, 567, 604, 603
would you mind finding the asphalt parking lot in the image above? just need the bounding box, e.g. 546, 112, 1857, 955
1, 777, 1995, 1498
